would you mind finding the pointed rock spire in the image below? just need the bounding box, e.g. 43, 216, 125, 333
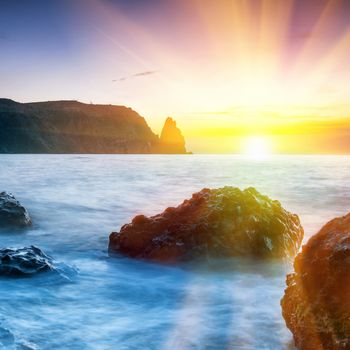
159, 117, 186, 153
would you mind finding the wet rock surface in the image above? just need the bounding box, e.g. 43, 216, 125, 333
281, 213, 350, 350
0, 192, 31, 227
0, 246, 54, 276
109, 187, 304, 262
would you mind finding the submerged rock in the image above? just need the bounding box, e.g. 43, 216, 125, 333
281, 213, 350, 350
0, 192, 31, 227
0, 246, 54, 276
109, 187, 303, 262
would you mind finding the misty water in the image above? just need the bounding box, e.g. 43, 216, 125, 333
0, 154, 349, 350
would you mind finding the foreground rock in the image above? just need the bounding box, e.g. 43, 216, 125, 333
0, 192, 31, 227
109, 187, 303, 262
281, 213, 350, 350
0, 246, 54, 276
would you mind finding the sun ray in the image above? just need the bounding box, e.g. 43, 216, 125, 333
292, 0, 341, 70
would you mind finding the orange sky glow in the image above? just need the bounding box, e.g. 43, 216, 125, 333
1, 0, 350, 153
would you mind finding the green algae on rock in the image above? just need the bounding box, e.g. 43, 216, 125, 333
109, 187, 303, 262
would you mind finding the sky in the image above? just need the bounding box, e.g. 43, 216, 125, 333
1, 0, 350, 153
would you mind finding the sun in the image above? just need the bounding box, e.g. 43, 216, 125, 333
243, 136, 272, 159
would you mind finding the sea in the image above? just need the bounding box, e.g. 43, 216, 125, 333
0, 154, 349, 350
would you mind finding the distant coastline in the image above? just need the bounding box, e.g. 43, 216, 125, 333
0, 99, 189, 154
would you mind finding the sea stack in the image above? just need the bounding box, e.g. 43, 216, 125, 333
281, 213, 350, 350
109, 186, 303, 263
159, 117, 186, 154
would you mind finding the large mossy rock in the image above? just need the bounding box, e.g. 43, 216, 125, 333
281, 213, 350, 350
109, 187, 303, 262
0, 192, 31, 227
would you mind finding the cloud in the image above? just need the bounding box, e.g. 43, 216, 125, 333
133, 70, 157, 77
112, 70, 158, 82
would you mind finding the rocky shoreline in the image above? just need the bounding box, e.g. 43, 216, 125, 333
2, 187, 350, 349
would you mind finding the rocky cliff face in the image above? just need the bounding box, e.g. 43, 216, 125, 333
159, 117, 186, 154
0, 99, 188, 154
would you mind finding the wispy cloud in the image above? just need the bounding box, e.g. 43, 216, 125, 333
112, 70, 158, 82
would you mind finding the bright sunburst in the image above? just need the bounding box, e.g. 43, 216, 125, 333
243, 136, 272, 159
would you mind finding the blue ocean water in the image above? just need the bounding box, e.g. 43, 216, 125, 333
0, 154, 349, 349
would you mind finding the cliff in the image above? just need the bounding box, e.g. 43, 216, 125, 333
0, 99, 188, 154
159, 117, 186, 154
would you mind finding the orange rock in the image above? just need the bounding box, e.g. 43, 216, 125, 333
281, 213, 350, 350
109, 187, 303, 263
